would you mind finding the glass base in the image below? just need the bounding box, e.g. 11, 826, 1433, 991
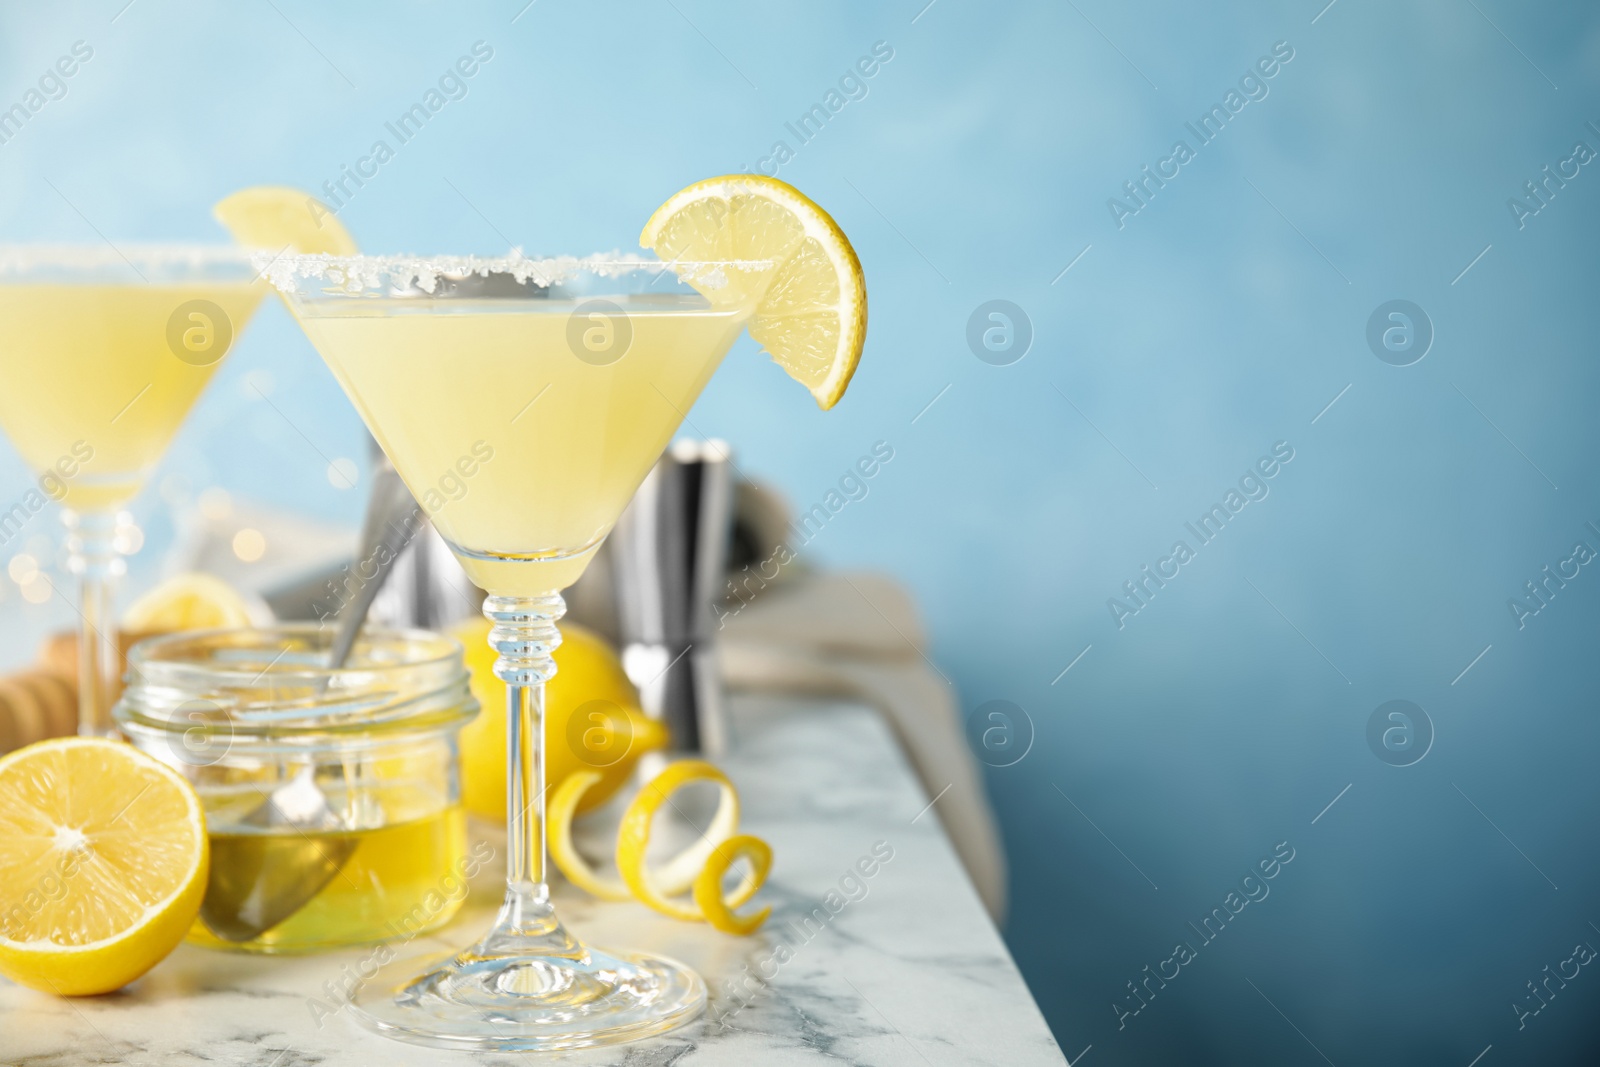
349, 937, 706, 1051
346, 591, 704, 1051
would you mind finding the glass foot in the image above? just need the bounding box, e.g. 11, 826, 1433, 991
347, 591, 705, 1051
349, 937, 705, 1051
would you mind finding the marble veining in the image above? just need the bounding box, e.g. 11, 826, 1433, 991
0, 695, 1064, 1066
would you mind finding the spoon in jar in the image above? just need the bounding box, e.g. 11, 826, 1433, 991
201, 462, 421, 942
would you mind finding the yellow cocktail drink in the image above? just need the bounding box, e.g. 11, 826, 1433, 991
296, 294, 744, 594
0, 245, 265, 736
0, 281, 263, 510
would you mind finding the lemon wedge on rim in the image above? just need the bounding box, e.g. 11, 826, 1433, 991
641, 175, 866, 410
0, 737, 209, 996
213, 186, 357, 255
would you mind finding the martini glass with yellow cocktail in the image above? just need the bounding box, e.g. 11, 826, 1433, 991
253, 176, 865, 1052
0, 193, 355, 737
0, 246, 264, 734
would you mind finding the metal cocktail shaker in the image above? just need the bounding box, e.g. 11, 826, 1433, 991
609, 439, 733, 755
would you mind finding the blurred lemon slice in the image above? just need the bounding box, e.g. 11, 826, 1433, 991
122, 572, 267, 632
213, 186, 357, 255
641, 175, 866, 409
0, 738, 209, 995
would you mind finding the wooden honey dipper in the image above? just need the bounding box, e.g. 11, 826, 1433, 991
0, 630, 155, 754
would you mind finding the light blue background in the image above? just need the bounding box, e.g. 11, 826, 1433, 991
2, 2, 1599, 1062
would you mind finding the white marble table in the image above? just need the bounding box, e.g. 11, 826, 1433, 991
0, 695, 1064, 1065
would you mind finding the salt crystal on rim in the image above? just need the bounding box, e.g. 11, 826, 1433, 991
252, 249, 772, 295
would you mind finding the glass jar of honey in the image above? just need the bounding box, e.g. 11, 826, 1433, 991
114, 625, 480, 954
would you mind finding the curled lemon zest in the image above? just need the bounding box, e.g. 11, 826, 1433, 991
617, 760, 740, 921
546, 770, 630, 901
694, 834, 773, 935
553, 758, 775, 934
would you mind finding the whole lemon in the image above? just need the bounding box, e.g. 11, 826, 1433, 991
452, 618, 669, 820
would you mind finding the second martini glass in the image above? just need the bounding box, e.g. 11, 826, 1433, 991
271, 252, 754, 1050
0, 246, 265, 734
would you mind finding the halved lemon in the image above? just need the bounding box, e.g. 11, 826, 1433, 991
122, 572, 266, 632
641, 175, 866, 409
0, 738, 209, 995
213, 186, 357, 255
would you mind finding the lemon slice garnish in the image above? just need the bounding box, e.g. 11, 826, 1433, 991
0, 738, 209, 995
213, 186, 357, 255
641, 175, 866, 410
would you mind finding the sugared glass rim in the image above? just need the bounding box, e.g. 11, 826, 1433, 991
113, 624, 479, 744
0, 243, 256, 277
254, 249, 773, 296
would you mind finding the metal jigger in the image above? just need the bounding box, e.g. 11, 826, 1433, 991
609, 439, 734, 756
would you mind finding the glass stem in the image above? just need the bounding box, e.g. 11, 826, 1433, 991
63, 509, 124, 737
484, 592, 567, 941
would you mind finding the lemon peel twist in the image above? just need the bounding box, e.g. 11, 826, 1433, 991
547, 758, 772, 934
